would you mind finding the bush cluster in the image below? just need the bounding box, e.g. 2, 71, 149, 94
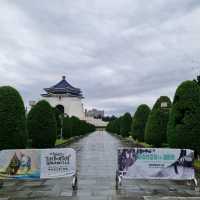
27, 100, 57, 148
63, 116, 95, 139
167, 81, 200, 153
106, 79, 200, 155
131, 104, 150, 142
0, 86, 27, 150
1, 77, 200, 155
144, 96, 171, 147
0, 86, 95, 150
106, 113, 132, 137
106, 97, 172, 147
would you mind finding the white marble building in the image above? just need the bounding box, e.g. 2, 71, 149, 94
41, 76, 85, 120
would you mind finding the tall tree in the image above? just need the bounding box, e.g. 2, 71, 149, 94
167, 81, 200, 153
70, 116, 81, 136
27, 100, 57, 148
131, 104, 150, 141
145, 96, 171, 147
0, 86, 27, 149
63, 116, 72, 139
106, 117, 121, 135
120, 113, 132, 137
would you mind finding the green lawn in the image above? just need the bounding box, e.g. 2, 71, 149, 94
194, 160, 200, 170
137, 141, 153, 148
55, 139, 68, 145
127, 136, 153, 148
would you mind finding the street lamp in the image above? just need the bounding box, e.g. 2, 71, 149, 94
59, 114, 63, 140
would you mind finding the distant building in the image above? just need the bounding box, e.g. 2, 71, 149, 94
85, 108, 104, 119
41, 76, 85, 120
29, 100, 36, 107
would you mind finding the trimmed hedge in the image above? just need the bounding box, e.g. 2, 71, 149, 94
167, 81, 200, 153
63, 116, 72, 138
131, 104, 150, 141
106, 116, 122, 135
120, 113, 132, 137
145, 96, 171, 147
69, 116, 81, 136
106, 113, 132, 138
27, 100, 57, 148
63, 116, 95, 138
0, 86, 27, 150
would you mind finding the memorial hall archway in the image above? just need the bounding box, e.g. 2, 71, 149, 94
56, 104, 64, 114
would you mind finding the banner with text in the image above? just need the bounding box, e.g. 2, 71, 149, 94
0, 148, 76, 179
118, 148, 194, 180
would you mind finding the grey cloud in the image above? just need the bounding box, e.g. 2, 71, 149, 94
0, 0, 200, 115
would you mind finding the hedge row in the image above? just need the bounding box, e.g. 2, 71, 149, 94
27, 100, 57, 148
167, 81, 200, 153
145, 96, 171, 147
63, 116, 95, 138
0, 86, 27, 150
131, 104, 150, 142
106, 80, 200, 154
0, 86, 95, 150
106, 112, 132, 137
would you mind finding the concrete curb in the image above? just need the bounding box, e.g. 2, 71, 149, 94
55, 132, 92, 147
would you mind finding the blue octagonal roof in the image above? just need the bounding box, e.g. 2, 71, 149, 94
42, 76, 83, 98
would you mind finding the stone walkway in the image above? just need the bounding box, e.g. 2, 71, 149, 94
0, 131, 200, 199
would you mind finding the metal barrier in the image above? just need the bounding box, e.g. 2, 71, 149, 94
72, 172, 78, 190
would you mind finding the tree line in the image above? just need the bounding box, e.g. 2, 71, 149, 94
0, 86, 95, 150
106, 80, 200, 155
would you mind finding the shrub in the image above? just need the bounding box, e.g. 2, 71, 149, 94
131, 104, 150, 141
106, 119, 114, 133
70, 116, 81, 136
145, 96, 171, 147
79, 120, 95, 134
113, 117, 122, 134
27, 100, 57, 148
167, 81, 200, 153
63, 116, 72, 139
120, 113, 132, 137
102, 115, 117, 122
63, 116, 95, 138
106, 116, 122, 134
0, 86, 27, 149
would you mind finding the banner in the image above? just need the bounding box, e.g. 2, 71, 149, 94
118, 148, 194, 180
40, 148, 76, 179
0, 148, 76, 179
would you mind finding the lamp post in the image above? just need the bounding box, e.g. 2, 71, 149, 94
59, 114, 63, 140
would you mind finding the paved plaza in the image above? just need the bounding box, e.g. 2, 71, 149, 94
0, 131, 200, 200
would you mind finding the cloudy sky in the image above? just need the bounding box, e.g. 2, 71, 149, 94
0, 0, 200, 116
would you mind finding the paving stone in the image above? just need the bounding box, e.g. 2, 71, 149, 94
144, 197, 200, 200
60, 191, 73, 196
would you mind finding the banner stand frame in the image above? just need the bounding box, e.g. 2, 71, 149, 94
115, 170, 199, 191
115, 170, 122, 190
72, 171, 78, 190
193, 178, 199, 192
